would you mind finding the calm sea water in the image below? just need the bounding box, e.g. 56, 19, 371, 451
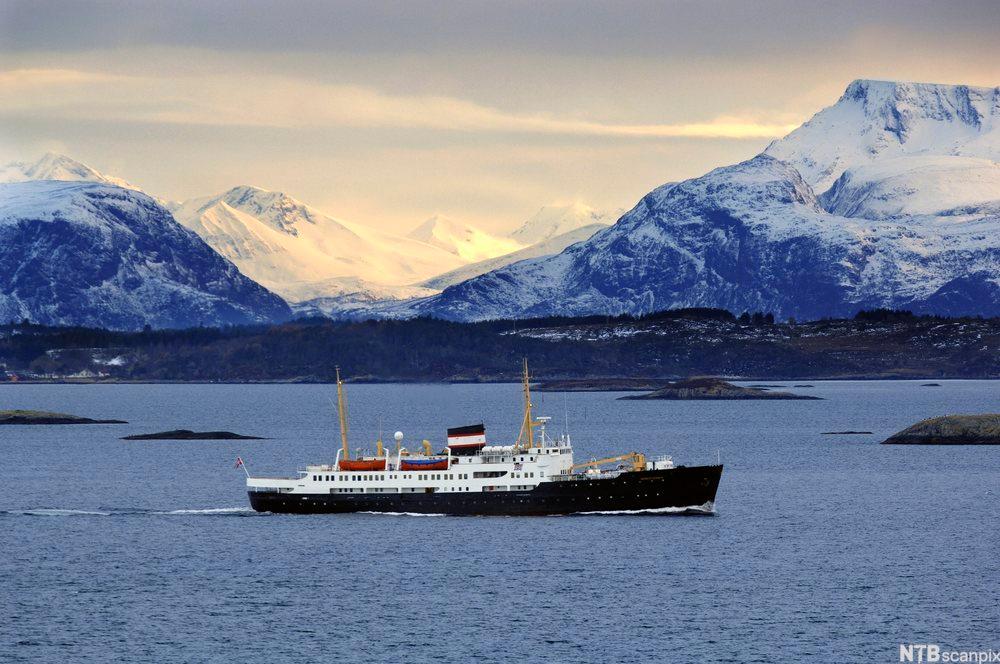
1, 381, 998, 663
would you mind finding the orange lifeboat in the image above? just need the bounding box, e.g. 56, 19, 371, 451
339, 458, 387, 471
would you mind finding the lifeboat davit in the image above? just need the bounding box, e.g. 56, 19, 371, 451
339, 458, 387, 471
400, 458, 449, 471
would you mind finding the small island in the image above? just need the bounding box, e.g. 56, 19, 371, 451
882, 414, 1000, 445
0, 409, 126, 425
122, 429, 266, 440
822, 431, 873, 435
619, 377, 822, 400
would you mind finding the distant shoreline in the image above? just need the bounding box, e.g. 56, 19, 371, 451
3, 377, 999, 386
3, 310, 998, 383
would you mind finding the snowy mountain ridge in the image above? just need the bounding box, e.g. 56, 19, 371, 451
765, 79, 1000, 191
421, 223, 610, 290
1, 151, 622, 312
390, 79, 1000, 321
171, 187, 469, 303
508, 202, 618, 245
0, 181, 290, 329
0, 153, 140, 192
407, 215, 524, 262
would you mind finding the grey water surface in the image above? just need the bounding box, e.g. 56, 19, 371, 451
1, 381, 998, 663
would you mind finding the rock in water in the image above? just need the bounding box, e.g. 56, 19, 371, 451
0, 181, 291, 329
0, 410, 126, 424
882, 415, 1000, 445
620, 378, 821, 400
122, 429, 265, 440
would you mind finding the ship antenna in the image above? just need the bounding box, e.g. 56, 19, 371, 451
563, 392, 570, 443
336, 366, 350, 460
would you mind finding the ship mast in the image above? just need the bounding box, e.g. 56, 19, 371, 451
516, 357, 536, 449
336, 366, 349, 460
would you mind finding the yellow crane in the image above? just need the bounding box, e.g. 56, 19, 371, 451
570, 452, 647, 473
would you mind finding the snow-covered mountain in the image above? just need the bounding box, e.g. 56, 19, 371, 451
0, 153, 139, 191
765, 79, 999, 191
508, 203, 618, 245
291, 280, 439, 319
398, 79, 1000, 321
407, 215, 523, 262
172, 187, 467, 302
0, 181, 291, 329
422, 223, 609, 290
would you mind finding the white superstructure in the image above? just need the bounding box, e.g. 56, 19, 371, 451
247, 421, 581, 496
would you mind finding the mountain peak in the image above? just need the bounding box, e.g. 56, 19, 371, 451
0, 179, 290, 329
842, 78, 998, 100
0, 152, 139, 191
214, 184, 323, 235
839, 79, 996, 131
408, 215, 523, 261
509, 202, 618, 245
766, 78, 1000, 191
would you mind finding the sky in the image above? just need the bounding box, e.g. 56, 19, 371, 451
1, 0, 998, 234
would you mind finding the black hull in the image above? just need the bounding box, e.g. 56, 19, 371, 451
248, 465, 723, 516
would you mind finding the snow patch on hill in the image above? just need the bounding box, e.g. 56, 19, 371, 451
508, 203, 618, 245
421, 223, 609, 290
407, 215, 523, 262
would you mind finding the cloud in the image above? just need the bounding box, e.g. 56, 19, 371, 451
0, 67, 797, 139
0, 68, 121, 87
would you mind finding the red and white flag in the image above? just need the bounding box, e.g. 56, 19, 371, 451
234, 456, 244, 469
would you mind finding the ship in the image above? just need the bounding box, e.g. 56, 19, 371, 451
244, 361, 723, 516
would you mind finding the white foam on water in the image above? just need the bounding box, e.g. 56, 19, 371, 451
576, 501, 716, 516
358, 511, 447, 517
10, 508, 112, 517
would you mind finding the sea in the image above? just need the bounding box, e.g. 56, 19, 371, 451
1, 381, 998, 663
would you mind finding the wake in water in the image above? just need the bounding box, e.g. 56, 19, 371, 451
6, 508, 113, 517
574, 501, 716, 516
357, 511, 447, 517
2, 506, 259, 517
